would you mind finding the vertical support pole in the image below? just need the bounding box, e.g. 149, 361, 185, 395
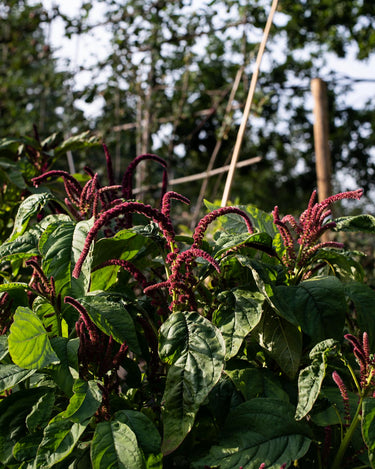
311, 78, 332, 242
311, 78, 332, 203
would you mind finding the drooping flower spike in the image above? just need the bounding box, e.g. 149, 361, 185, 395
32, 170, 82, 205
161, 191, 190, 218
192, 206, 254, 248
92, 259, 149, 289
103, 142, 115, 186
144, 247, 221, 311
72, 201, 175, 279
121, 153, 168, 200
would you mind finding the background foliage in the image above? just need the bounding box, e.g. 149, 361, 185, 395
1, 0, 375, 214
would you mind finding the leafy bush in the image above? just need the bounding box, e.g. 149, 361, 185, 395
1, 142, 375, 468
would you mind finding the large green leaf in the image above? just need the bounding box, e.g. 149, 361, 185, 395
213, 289, 263, 359
310, 249, 364, 281
334, 214, 375, 233
34, 414, 88, 469
0, 364, 36, 393
115, 410, 161, 455
8, 306, 60, 369
362, 398, 375, 464
159, 311, 225, 454
225, 361, 289, 402
8, 191, 56, 242
295, 339, 339, 420
212, 232, 265, 258
61, 379, 102, 423
0, 231, 39, 263
273, 276, 347, 344
254, 305, 302, 379
53, 131, 100, 159
345, 282, 375, 350
26, 389, 55, 432
78, 293, 141, 354
192, 398, 312, 469
33, 297, 67, 339
92, 229, 147, 266
39, 218, 94, 299
0, 387, 51, 465
90, 419, 145, 469
49, 336, 79, 396
12, 432, 44, 463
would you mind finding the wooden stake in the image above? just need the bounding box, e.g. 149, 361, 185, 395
220, 0, 278, 207
311, 78, 332, 203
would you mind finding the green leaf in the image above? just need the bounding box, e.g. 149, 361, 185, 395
49, 337, 78, 396
159, 311, 225, 454
0, 335, 8, 360
8, 192, 56, 242
78, 294, 141, 354
115, 410, 161, 455
363, 398, 375, 464
334, 214, 375, 233
213, 290, 263, 359
192, 398, 311, 469
91, 419, 145, 469
33, 297, 65, 338
8, 306, 60, 369
61, 379, 102, 423
0, 364, 36, 393
0, 387, 51, 464
295, 361, 326, 421
254, 305, 302, 379
363, 397, 375, 448
295, 339, 339, 420
345, 282, 375, 351
311, 249, 364, 281
39, 218, 94, 299
93, 229, 147, 265
35, 414, 88, 469
225, 362, 289, 401
13, 432, 43, 462
0, 282, 30, 293
53, 132, 100, 159
212, 232, 261, 257
273, 276, 347, 344
0, 231, 39, 263
26, 389, 55, 432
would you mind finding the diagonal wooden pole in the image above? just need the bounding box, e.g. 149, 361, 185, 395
221, 0, 278, 207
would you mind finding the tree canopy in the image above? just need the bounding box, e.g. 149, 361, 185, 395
2, 0, 375, 215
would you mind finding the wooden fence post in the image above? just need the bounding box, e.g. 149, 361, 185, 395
311, 78, 332, 203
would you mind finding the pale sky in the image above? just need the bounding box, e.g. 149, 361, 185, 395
37, 0, 375, 119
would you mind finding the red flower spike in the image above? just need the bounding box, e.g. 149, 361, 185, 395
121, 153, 168, 199
103, 143, 115, 186
64, 296, 99, 344
92, 259, 149, 289
193, 206, 253, 248
161, 191, 190, 218
332, 371, 351, 426
72, 202, 175, 279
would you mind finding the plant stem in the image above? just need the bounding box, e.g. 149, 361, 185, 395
331, 396, 363, 469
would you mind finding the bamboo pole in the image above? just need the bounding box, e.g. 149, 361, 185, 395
311, 78, 332, 243
221, 0, 278, 207
132, 156, 262, 195
191, 66, 245, 228
311, 78, 332, 203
